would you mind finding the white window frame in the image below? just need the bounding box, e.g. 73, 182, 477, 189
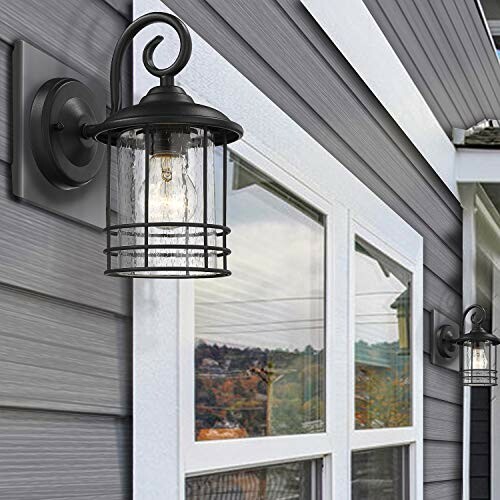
133, 1, 423, 499
349, 219, 424, 499
179, 148, 337, 498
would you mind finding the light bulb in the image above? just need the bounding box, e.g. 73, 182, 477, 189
472, 345, 488, 370
148, 152, 198, 222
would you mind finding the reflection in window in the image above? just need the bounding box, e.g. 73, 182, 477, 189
352, 446, 408, 499
355, 239, 412, 429
195, 153, 325, 441
186, 460, 321, 499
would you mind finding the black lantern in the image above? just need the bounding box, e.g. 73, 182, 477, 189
435, 305, 500, 387
17, 13, 243, 278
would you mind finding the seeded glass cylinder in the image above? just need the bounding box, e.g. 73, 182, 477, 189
461, 340, 497, 386
112, 126, 221, 277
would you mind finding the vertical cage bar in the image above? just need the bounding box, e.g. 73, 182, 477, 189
203, 127, 208, 269
106, 135, 112, 271
144, 127, 150, 268
489, 342, 493, 385
495, 346, 498, 385
222, 136, 228, 270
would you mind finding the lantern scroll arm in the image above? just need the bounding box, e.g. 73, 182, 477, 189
82, 12, 192, 141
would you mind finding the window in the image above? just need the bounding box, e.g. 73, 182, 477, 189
194, 153, 326, 441
186, 460, 322, 499
350, 223, 422, 499
354, 238, 412, 430
352, 446, 409, 499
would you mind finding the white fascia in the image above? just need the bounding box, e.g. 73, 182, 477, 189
456, 148, 500, 183
302, 0, 459, 199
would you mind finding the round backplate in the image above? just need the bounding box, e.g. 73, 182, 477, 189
30, 78, 104, 190
437, 325, 459, 358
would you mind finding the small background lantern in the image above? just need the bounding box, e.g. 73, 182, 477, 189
455, 305, 499, 386
432, 304, 500, 387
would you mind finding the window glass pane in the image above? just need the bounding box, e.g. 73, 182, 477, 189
186, 460, 321, 499
352, 446, 408, 500
355, 238, 412, 429
195, 153, 326, 441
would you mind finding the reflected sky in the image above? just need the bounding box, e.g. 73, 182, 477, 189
355, 243, 410, 345
195, 155, 325, 351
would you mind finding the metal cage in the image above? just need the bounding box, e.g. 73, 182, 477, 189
456, 305, 500, 387
103, 128, 232, 278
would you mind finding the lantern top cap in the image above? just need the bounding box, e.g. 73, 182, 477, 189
91, 84, 243, 145
455, 304, 500, 345
83, 11, 243, 146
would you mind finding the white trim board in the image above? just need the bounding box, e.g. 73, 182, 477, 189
456, 148, 500, 183
301, 0, 459, 199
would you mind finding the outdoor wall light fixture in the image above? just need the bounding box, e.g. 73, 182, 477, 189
13, 13, 243, 278
432, 305, 500, 386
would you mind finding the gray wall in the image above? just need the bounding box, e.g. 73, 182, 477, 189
161, 0, 464, 497
0, 1, 132, 498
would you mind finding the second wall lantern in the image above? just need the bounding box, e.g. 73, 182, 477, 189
432, 305, 500, 387
13, 13, 243, 278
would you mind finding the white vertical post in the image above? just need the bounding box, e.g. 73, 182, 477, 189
330, 204, 350, 500
492, 264, 500, 500
133, 280, 181, 499
460, 184, 478, 500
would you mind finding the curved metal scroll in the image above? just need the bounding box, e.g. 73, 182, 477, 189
462, 304, 486, 333
109, 12, 192, 113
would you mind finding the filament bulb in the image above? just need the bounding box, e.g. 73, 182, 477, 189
472, 345, 488, 370
161, 162, 173, 183
149, 152, 198, 222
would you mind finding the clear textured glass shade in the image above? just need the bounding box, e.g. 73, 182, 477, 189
461, 340, 498, 386
106, 126, 230, 277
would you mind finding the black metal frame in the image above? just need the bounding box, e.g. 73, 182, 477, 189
27, 12, 242, 278
97, 13, 242, 278
435, 304, 500, 386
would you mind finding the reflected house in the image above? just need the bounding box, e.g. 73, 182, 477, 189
195, 340, 325, 440
354, 241, 412, 430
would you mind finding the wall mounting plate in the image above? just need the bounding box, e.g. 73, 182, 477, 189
431, 309, 460, 372
13, 40, 107, 229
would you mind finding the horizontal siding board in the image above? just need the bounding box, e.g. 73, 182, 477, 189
470, 454, 490, 476
101, 0, 132, 20
470, 477, 490, 499
0, 0, 130, 109
0, 409, 131, 499
424, 397, 462, 442
423, 268, 462, 320
0, 41, 10, 164
424, 480, 462, 499
424, 440, 462, 482
0, 162, 130, 315
424, 354, 462, 405
0, 284, 131, 414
